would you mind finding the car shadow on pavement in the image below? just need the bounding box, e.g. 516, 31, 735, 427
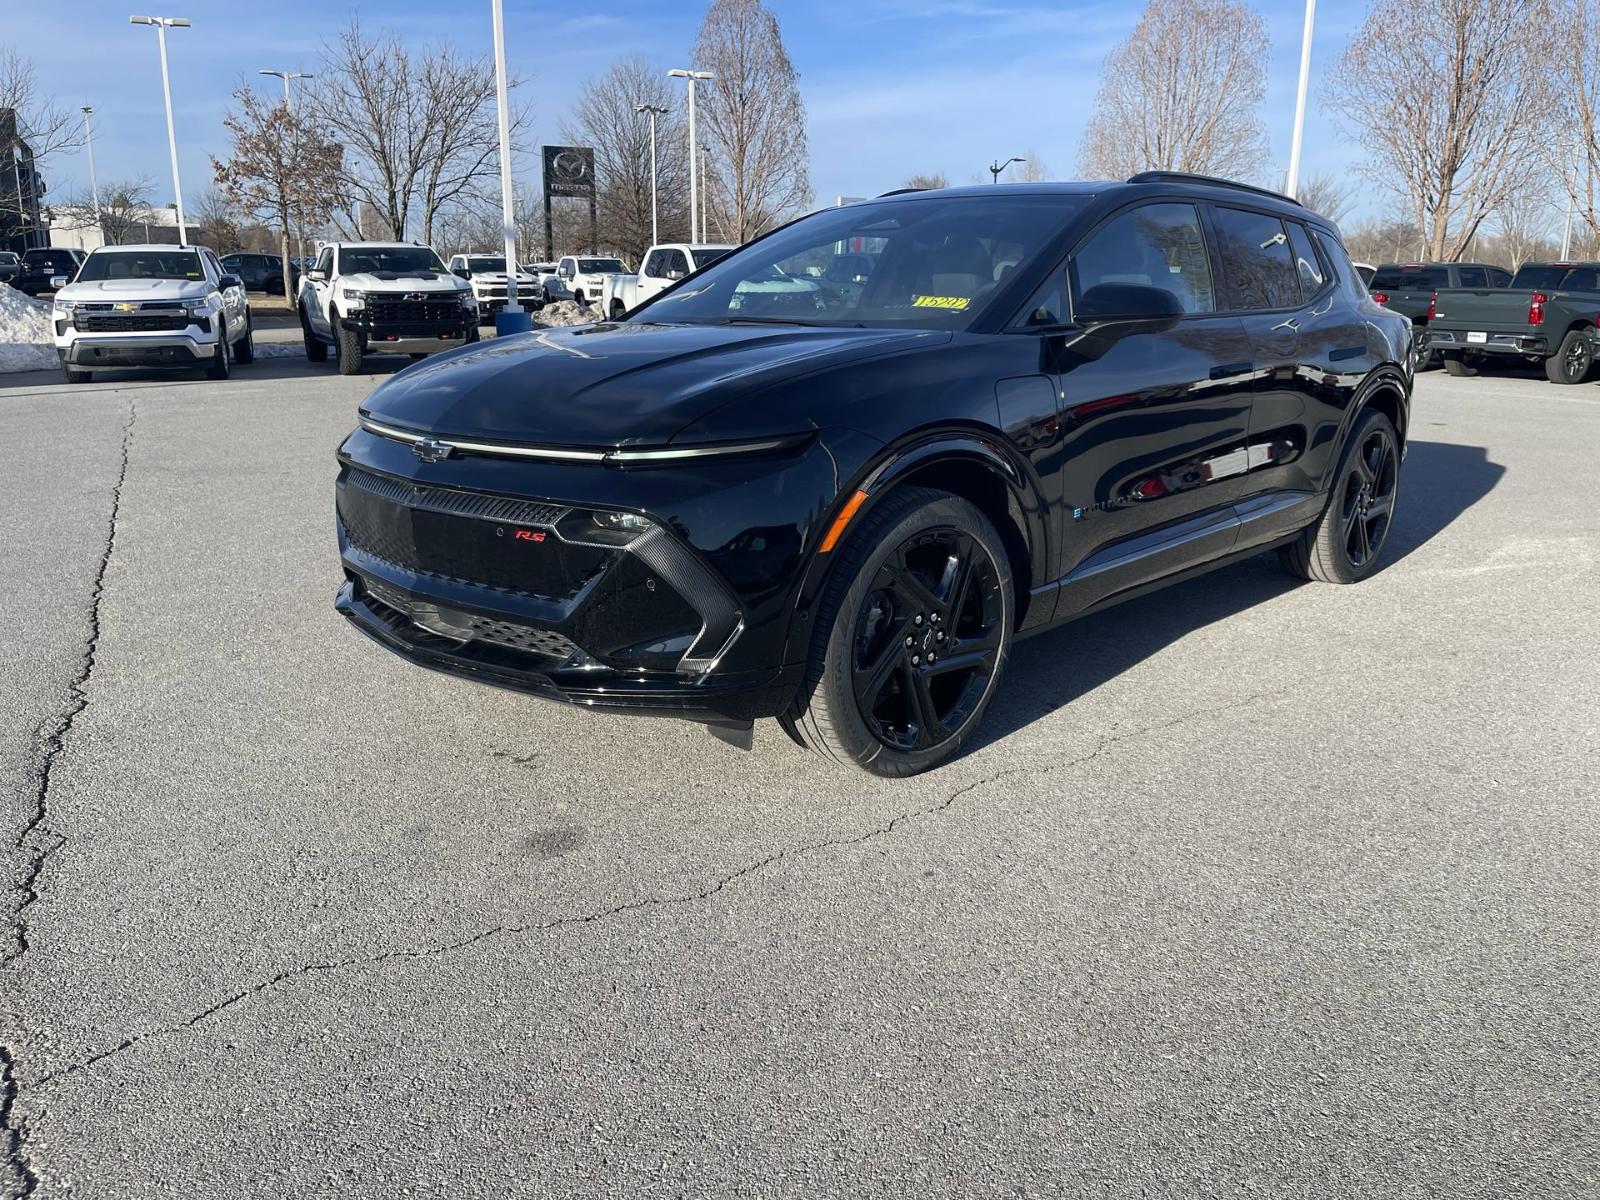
970, 439, 1505, 750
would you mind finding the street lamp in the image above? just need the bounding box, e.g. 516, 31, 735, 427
668, 69, 713, 243
988, 156, 1024, 184
700, 142, 712, 243
1284, 0, 1316, 197
130, 14, 191, 244
81, 106, 102, 239
636, 103, 667, 245
258, 68, 314, 112
489, 0, 529, 332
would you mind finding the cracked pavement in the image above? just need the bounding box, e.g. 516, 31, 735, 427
1, 362, 1597, 1197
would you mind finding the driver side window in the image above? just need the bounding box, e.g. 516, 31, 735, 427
315, 247, 333, 276
1070, 203, 1216, 316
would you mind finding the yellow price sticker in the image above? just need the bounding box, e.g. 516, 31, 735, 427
911, 295, 970, 310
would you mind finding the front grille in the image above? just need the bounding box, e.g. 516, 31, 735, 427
76, 312, 189, 333
337, 468, 607, 602
478, 286, 508, 299
360, 574, 582, 663
462, 615, 582, 658
367, 296, 463, 323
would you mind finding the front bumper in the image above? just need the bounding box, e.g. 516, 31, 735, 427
341, 310, 476, 353
1426, 329, 1549, 356
59, 335, 214, 367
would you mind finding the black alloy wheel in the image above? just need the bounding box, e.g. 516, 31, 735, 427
1281, 408, 1401, 584
783, 486, 1014, 776
1547, 329, 1594, 384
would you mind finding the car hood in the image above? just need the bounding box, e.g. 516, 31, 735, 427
362, 321, 949, 447
341, 272, 467, 294
56, 278, 212, 302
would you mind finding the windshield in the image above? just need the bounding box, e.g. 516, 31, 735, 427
75, 250, 204, 282
691, 247, 734, 269
577, 258, 625, 273
642, 194, 1088, 329
0, 253, 17, 264
338, 246, 446, 276
466, 256, 509, 273
1371, 267, 1447, 291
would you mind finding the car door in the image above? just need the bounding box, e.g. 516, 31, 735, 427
1032, 200, 1257, 616
204, 249, 247, 334
307, 246, 335, 334
1222, 212, 1373, 547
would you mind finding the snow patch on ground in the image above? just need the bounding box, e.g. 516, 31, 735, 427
253, 341, 304, 359
534, 300, 598, 328
0, 288, 56, 372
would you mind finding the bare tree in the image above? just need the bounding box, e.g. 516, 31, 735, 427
1294, 170, 1354, 225
1488, 190, 1561, 267
1326, 0, 1549, 261
1, 47, 83, 238
189, 187, 244, 253
562, 57, 691, 264
1078, 0, 1270, 181
1545, 0, 1599, 250
903, 172, 949, 190
1341, 216, 1427, 265
51, 176, 156, 245
692, 0, 812, 241
310, 20, 526, 246
213, 85, 343, 296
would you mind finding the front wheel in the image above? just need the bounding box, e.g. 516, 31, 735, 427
1280, 408, 1400, 584
234, 312, 256, 364
335, 312, 364, 375
1545, 329, 1594, 384
204, 322, 233, 380
61, 361, 91, 384
301, 302, 328, 362
782, 487, 1014, 776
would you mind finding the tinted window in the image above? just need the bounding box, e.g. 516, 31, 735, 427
578, 258, 625, 273
314, 247, 333, 274
1455, 266, 1488, 288
1490, 268, 1512, 286
690, 247, 732, 269
1370, 266, 1448, 291
663, 249, 690, 276
645, 193, 1087, 329
1071, 202, 1215, 315
1507, 264, 1600, 290
1560, 267, 1600, 291
643, 250, 664, 277
75, 250, 205, 282
1286, 222, 1326, 297
1211, 206, 1299, 309
466, 256, 507, 272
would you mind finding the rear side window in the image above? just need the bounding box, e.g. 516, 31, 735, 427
1069, 202, 1216, 315
1286, 222, 1326, 297
1456, 266, 1488, 288
1211, 206, 1299, 310
1371, 267, 1448, 290
1560, 266, 1600, 290
1490, 268, 1512, 286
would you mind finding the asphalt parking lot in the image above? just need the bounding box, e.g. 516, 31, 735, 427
2, 358, 1597, 1198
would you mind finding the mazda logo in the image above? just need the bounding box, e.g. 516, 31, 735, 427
411, 436, 454, 464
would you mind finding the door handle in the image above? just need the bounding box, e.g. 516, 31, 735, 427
1209, 361, 1252, 380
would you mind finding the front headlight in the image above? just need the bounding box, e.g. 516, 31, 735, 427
53, 300, 76, 313
555, 508, 654, 547
343, 289, 368, 303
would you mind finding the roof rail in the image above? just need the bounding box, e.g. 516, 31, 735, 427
1127, 171, 1301, 206
876, 187, 926, 197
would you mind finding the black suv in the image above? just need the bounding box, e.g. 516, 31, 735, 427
219, 252, 294, 294
15, 247, 86, 296
334, 175, 1412, 775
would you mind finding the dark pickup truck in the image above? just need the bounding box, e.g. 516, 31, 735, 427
1371, 262, 1511, 367
1427, 261, 1600, 383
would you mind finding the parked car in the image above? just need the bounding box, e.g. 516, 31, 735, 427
220, 251, 296, 294
0, 250, 20, 286
598, 243, 734, 319
15, 247, 86, 296
297, 241, 477, 374
332, 174, 1412, 775
51, 243, 253, 383
447, 252, 541, 320
1352, 261, 1377, 287
1371, 261, 1511, 366
1426, 260, 1600, 383
550, 254, 628, 307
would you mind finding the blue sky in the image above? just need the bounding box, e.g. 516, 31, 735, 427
25, 0, 1377, 221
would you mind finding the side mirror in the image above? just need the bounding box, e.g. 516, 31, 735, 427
665, 269, 686, 281
1074, 283, 1185, 328
218, 273, 243, 289
308, 269, 327, 282
50, 274, 69, 290
454, 268, 470, 279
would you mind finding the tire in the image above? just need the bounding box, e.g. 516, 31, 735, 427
610, 300, 625, 320
301, 303, 328, 362
1442, 353, 1478, 377
409, 352, 428, 360
782, 486, 1014, 777
334, 311, 363, 375
60, 362, 91, 384
572, 289, 585, 307
234, 312, 255, 364
1280, 408, 1401, 585
205, 321, 232, 380
1544, 328, 1594, 384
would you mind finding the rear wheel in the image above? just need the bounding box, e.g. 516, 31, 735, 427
1280, 408, 1400, 584
609, 300, 625, 320
301, 302, 328, 362
1545, 329, 1594, 384
1441, 353, 1478, 377
782, 487, 1013, 776
335, 311, 364, 375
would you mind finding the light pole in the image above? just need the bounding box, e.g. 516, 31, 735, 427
1284, 0, 1316, 197
988, 156, 1023, 184
130, 15, 191, 244
258, 68, 313, 112
636, 103, 666, 246
489, 0, 528, 332
699, 143, 712, 242
668, 69, 712, 243
81, 106, 102, 241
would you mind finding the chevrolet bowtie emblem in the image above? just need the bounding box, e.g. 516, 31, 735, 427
411, 436, 454, 464
114, 302, 139, 312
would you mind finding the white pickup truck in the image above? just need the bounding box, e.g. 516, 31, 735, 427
447, 252, 541, 320
298, 241, 477, 374
549, 254, 630, 308
598, 243, 735, 320
51, 243, 254, 383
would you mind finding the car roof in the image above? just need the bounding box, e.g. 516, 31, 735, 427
870, 176, 1321, 225
86, 244, 199, 254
